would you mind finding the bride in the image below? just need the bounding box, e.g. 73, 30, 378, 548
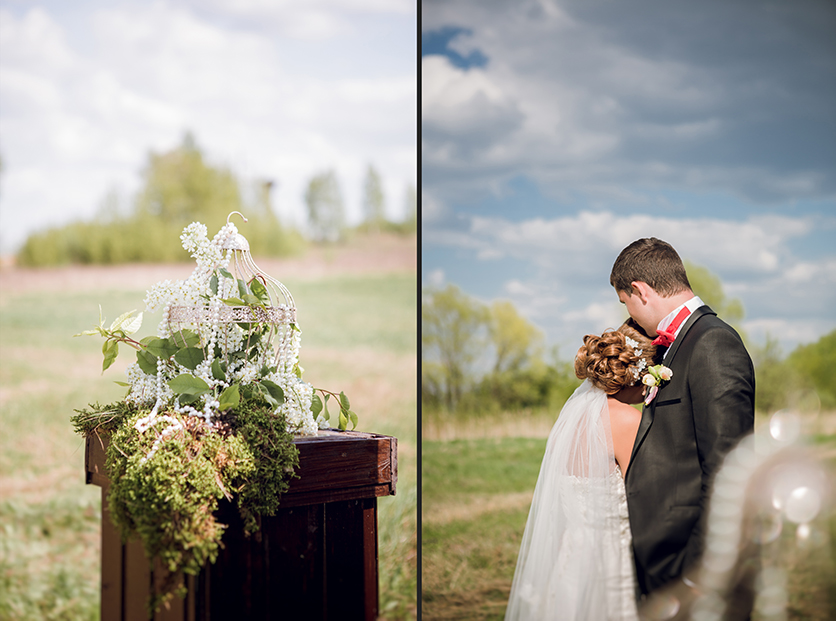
505, 320, 659, 620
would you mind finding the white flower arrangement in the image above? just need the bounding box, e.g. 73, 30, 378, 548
76, 216, 357, 437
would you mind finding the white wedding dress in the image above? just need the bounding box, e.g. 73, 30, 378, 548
505, 380, 639, 621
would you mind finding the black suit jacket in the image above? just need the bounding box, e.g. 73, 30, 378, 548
624, 305, 755, 596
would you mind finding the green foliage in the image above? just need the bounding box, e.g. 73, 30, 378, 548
305, 169, 345, 242
224, 394, 300, 532
786, 329, 836, 411
422, 284, 489, 410
472, 359, 580, 414
362, 164, 386, 230
103, 396, 299, 612
488, 299, 544, 374
684, 260, 745, 334
17, 133, 304, 266
422, 286, 575, 415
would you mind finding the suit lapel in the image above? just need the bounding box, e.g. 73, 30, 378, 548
661, 304, 714, 367
624, 305, 716, 482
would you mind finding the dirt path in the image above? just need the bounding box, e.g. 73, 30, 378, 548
0, 233, 416, 296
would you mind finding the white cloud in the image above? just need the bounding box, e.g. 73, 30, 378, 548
424, 209, 835, 352
426, 268, 446, 288
0, 2, 416, 252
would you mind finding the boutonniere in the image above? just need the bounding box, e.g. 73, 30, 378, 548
642, 364, 673, 405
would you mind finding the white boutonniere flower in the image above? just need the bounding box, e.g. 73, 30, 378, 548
643, 364, 673, 405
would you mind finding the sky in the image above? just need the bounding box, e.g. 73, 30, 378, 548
421, 0, 836, 357
0, 0, 417, 253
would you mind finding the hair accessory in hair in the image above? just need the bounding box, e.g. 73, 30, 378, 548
625, 336, 646, 384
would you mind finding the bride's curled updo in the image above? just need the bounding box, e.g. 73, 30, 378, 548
574, 319, 658, 395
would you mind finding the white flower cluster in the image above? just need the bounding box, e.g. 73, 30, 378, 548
126, 220, 320, 443
625, 336, 647, 384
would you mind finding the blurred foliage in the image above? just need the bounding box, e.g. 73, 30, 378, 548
751, 329, 836, 414
685, 260, 745, 335
422, 285, 579, 416
18, 133, 304, 266
362, 164, 386, 232
305, 169, 345, 242
423, 275, 836, 419
422, 284, 489, 411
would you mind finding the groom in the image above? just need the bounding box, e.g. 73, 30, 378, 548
610, 238, 755, 605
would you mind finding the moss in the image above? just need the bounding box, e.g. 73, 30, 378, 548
77, 395, 299, 614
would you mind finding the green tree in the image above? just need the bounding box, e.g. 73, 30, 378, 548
786, 329, 836, 411
684, 261, 745, 333
17, 132, 303, 266
305, 170, 345, 242
751, 335, 797, 414
422, 284, 489, 411
488, 300, 544, 374
362, 164, 386, 232
403, 183, 417, 233
136, 132, 243, 230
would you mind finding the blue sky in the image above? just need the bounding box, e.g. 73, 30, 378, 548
422, 0, 836, 357
0, 0, 416, 253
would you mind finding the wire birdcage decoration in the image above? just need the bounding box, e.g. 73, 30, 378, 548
165, 212, 300, 376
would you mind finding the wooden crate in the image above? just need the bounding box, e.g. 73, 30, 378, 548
85, 430, 397, 621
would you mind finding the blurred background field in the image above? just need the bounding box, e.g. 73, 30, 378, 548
422, 422, 836, 621
0, 233, 417, 620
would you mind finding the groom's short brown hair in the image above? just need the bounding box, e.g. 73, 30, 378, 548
610, 237, 691, 297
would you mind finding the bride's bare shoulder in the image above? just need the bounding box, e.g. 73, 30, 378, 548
607, 399, 642, 428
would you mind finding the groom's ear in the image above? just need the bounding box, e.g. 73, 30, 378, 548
630, 281, 653, 303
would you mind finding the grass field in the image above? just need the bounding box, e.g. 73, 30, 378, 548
0, 260, 417, 619
422, 428, 836, 620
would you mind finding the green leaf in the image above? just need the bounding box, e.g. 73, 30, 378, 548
171, 329, 200, 349
323, 395, 330, 423
250, 278, 270, 304
222, 297, 245, 306
174, 347, 205, 370
218, 384, 240, 411
290, 323, 301, 332
311, 394, 323, 417
210, 274, 219, 296
260, 364, 277, 377
338, 410, 348, 431
347, 410, 358, 430
144, 337, 178, 359
219, 267, 233, 280
102, 340, 119, 373
339, 391, 350, 412
242, 294, 263, 307
113, 381, 131, 387
179, 393, 200, 405
211, 359, 226, 381
136, 349, 158, 375
168, 374, 211, 396
74, 326, 104, 337
121, 312, 143, 335
260, 380, 285, 405
237, 278, 249, 298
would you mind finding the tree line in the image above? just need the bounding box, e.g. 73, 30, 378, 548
17, 132, 417, 266
423, 274, 836, 418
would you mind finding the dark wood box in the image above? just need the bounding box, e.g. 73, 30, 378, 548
85, 430, 397, 621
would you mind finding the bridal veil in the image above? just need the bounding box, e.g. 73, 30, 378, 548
505, 379, 638, 620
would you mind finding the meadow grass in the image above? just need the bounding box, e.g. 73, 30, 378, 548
422, 433, 836, 621
0, 269, 417, 620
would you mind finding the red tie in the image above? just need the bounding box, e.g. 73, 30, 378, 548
652, 306, 692, 347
